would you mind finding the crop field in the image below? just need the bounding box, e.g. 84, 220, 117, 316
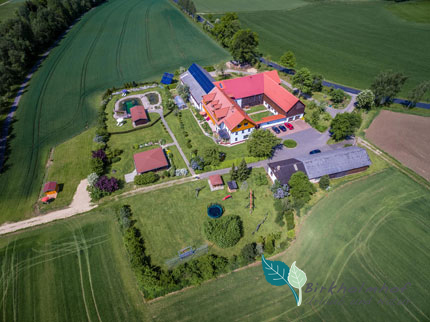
194, 0, 307, 13
366, 110, 430, 181
236, 1, 430, 95
0, 0, 25, 22
0, 212, 146, 321
0, 0, 229, 224
146, 168, 430, 321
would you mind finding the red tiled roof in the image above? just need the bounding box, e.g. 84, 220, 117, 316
214, 71, 300, 114
43, 181, 57, 192
130, 106, 148, 122
255, 114, 286, 124
133, 147, 168, 174
209, 175, 223, 186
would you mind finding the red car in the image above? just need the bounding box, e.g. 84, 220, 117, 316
285, 123, 294, 130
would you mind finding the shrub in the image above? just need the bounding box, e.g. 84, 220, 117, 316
111, 156, 121, 163
175, 168, 188, 176
134, 172, 160, 185
90, 157, 105, 176
319, 175, 330, 190
240, 243, 257, 265
204, 65, 215, 72
190, 156, 204, 170
271, 180, 289, 199
87, 173, 99, 187
95, 176, 120, 193
95, 127, 109, 142
285, 210, 295, 230
87, 186, 109, 201
254, 172, 268, 186
264, 235, 275, 254
92, 149, 107, 161
203, 215, 243, 248
287, 229, 296, 240
283, 139, 297, 148
331, 89, 346, 103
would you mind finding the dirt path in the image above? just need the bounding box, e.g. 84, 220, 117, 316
0, 179, 96, 236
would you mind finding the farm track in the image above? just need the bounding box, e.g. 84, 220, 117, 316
115, 0, 143, 81
144, 0, 155, 67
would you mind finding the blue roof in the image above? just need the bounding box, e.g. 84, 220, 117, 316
188, 63, 215, 94
161, 72, 174, 85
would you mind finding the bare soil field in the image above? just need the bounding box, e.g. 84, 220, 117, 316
366, 110, 430, 180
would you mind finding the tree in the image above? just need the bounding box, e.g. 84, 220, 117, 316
288, 171, 316, 209
229, 29, 259, 64
292, 68, 313, 96
330, 112, 362, 141
229, 163, 238, 181
331, 88, 346, 103
90, 157, 104, 176
202, 146, 220, 166
311, 74, 323, 92
247, 129, 281, 158
264, 235, 275, 254
212, 12, 240, 48
356, 89, 375, 110
279, 51, 296, 69
273, 198, 291, 226
407, 81, 430, 108
237, 159, 250, 182
319, 175, 330, 190
239, 243, 257, 265
176, 83, 190, 101
87, 173, 99, 187
370, 70, 408, 105
216, 62, 226, 77
94, 176, 119, 193
203, 215, 243, 248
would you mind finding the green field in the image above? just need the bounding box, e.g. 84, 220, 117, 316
0, 212, 146, 321
386, 0, 430, 24
0, 0, 229, 224
236, 1, 430, 95
146, 168, 430, 321
194, 0, 307, 13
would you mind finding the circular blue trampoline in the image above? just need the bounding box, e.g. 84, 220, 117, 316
207, 204, 223, 219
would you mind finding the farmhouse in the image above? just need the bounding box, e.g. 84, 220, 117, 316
130, 105, 148, 127
133, 147, 169, 174
214, 70, 305, 127
202, 87, 256, 143
180, 63, 215, 110
267, 147, 371, 184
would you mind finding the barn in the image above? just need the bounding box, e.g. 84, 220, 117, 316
180, 63, 215, 110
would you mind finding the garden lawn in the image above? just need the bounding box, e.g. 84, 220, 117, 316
114, 168, 281, 268
250, 111, 273, 122
0, 0, 229, 224
146, 168, 430, 321
107, 113, 172, 179
244, 104, 267, 114
0, 211, 146, 321
40, 128, 94, 213
166, 145, 187, 170
239, 1, 430, 96
166, 109, 262, 170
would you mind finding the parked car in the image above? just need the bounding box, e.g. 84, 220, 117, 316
285, 123, 294, 130
279, 125, 287, 132
272, 126, 281, 134
309, 149, 321, 155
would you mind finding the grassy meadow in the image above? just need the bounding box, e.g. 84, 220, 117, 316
0, 212, 146, 321
146, 168, 430, 321
0, 0, 229, 224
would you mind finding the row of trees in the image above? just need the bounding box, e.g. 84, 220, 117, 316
177, 0, 196, 17
211, 13, 259, 64
0, 0, 106, 99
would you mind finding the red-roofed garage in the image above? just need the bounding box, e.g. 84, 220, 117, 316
133, 147, 169, 174
130, 106, 148, 127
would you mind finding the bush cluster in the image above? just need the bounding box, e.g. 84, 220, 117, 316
134, 172, 160, 185
203, 215, 243, 248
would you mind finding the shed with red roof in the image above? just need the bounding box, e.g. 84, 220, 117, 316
130, 106, 148, 127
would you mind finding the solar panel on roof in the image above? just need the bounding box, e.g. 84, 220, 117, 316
161, 72, 174, 85
188, 63, 215, 94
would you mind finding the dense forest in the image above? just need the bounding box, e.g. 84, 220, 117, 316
0, 0, 106, 100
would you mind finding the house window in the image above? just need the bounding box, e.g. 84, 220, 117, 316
235, 138, 238, 142
244, 122, 248, 126
237, 124, 241, 128
244, 135, 249, 139
242, 130, 244, 134
248, 128, 251, 132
